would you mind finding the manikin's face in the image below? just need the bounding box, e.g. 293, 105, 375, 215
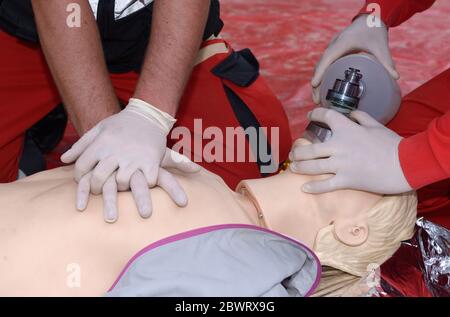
238, 144, 383, 248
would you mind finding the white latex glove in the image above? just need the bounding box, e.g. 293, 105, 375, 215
61, 98, 201, 222
75, 149, 200, 223
311, 14, 399, 104
289, 108, 413, 194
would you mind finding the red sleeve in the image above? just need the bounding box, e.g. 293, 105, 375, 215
399, 112, 450, 189
357, 0, 437, 27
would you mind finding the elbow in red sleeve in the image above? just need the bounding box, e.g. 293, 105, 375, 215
356, 0, 437, 28
398, 119, 450, 189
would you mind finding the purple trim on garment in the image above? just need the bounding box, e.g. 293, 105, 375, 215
108, 224, 322, 296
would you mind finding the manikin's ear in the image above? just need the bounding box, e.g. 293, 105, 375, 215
332, 219, 369, 247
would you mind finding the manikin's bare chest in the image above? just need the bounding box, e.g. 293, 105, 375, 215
0, 168, 257, 296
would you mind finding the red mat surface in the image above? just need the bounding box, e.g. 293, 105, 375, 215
46, 0, 450, 168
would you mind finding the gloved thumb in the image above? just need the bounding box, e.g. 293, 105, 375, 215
350, 110, 382, 128
162, 149, 201, 173
312, 86, 321, 105
61, 125, 101, 164
302, 177, 343, 194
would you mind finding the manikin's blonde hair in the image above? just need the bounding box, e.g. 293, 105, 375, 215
314, 191, 417, 278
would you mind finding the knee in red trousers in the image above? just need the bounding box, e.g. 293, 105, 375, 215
169, 42, 292, 189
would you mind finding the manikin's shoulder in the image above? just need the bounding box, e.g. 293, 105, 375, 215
169, 167, 231, 190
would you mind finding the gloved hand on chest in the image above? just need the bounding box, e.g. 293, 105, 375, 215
61, 98, 200, 223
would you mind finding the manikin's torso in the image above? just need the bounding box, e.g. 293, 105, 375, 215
0, 167, 259, 296
0, 163, 383, 296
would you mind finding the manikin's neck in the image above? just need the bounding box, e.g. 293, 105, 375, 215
235, 175, 333, 249
235, 171, 382, 249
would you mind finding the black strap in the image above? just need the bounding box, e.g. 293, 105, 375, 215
212, 49, 260, 87
213, 48, 279, 175
223, 84, 273, 176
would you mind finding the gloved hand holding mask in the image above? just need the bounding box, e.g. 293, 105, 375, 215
311, 14, 399, 105
289, 108, 412, 195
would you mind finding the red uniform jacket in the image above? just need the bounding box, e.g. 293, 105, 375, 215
359, 0, 449, 189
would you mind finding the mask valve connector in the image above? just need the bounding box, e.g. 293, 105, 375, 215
326, 67, 364, 116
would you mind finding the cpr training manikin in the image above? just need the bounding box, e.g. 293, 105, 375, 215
0, 0, 448, 301
0, 139, 417, 297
